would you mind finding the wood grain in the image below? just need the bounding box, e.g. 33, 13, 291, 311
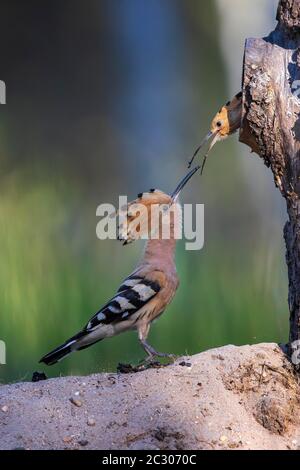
240, 0, 300, 349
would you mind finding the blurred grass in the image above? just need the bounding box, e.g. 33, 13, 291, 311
0, 167, 288, 383
0, 0, 288, 386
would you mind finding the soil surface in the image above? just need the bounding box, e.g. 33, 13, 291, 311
1, 343, 300, 450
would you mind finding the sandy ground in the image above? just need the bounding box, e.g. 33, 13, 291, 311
1, 343, 300, 450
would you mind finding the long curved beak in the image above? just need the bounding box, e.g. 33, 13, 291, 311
188, 131, 213, 168
171, 165, 200, 203
200, 132, 220, 175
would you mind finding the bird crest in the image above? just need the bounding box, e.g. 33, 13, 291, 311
117, 189, 180, 245
115, 167, 199, 244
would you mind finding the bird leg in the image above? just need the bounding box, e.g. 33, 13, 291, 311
117, 341, 176, 374
139, 338, 176, 363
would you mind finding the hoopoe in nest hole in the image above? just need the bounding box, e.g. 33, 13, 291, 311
39, 166, 199, 367
188, 91, 242, 173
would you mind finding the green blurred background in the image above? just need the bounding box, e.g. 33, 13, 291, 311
0, 0, 287, 384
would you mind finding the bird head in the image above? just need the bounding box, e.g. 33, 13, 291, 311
188, 92, 243, 173
117, 167, 199, 244
210, 106, 230, 138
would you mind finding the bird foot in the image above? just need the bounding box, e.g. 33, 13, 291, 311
145, 352, 177, 363
117, 362, 142, 374
140, 353, 177, 370
117, 361, 161, 374
117, 357, 175, 374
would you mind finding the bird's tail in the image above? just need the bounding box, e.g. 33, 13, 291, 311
39, 332, 85, 366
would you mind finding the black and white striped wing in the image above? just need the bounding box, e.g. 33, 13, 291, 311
85, 276, 161, 331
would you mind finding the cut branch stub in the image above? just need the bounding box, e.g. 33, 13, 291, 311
240, 0, 300, 348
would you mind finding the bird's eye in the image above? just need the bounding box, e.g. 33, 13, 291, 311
216, 121, 222, 128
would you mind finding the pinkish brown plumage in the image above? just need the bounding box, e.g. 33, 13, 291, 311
40, 168, 198, 366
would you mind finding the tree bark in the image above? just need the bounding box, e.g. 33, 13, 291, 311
240, 0, 300, 353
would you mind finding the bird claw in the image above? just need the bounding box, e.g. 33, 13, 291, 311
152, 351, 176, 359
117, 354, 177, 374
144, 352, 177, 365
117, 361, 162, 374
117, 363, 144, 374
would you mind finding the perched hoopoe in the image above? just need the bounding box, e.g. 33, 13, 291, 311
188, 91, 242, 173
39, 166, 199, 366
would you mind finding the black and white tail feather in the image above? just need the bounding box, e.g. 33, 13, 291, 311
39, 273, 161, 365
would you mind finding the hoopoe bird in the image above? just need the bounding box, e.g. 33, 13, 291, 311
188, 91, 242, 173
39, 166, 199, 366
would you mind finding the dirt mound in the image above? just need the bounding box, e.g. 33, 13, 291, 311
0, 343, 300, 450
222, 346, 300, 436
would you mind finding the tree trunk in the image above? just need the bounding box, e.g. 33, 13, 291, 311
240, 0, 300, 355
